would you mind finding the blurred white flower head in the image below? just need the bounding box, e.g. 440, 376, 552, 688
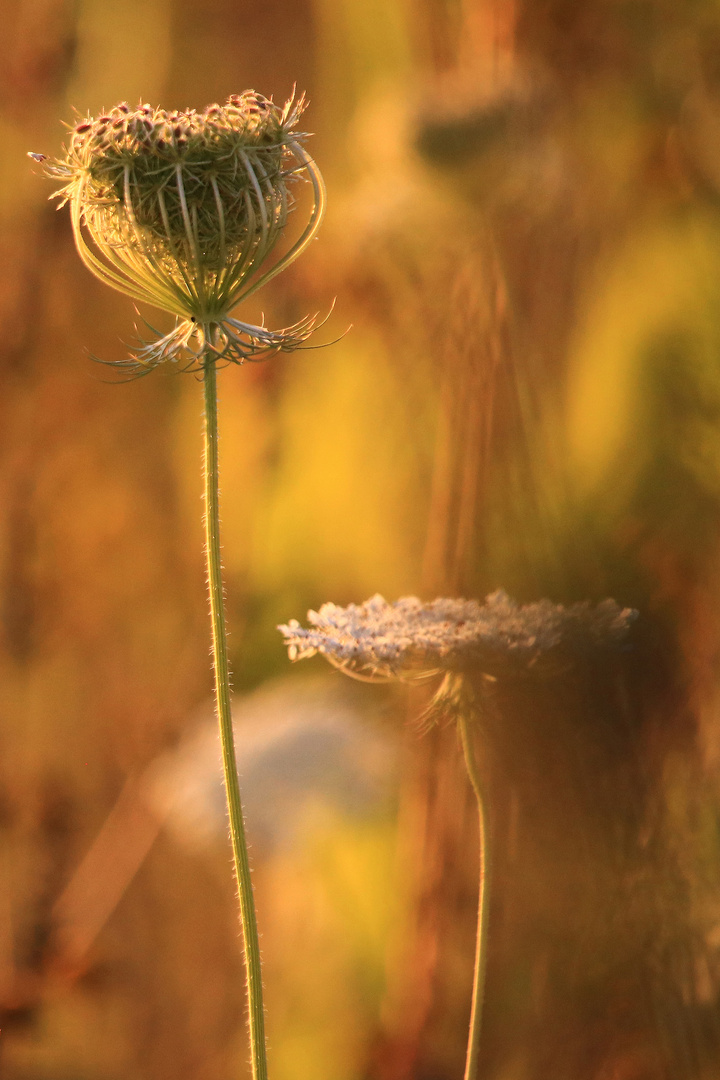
279, 590, 638, 680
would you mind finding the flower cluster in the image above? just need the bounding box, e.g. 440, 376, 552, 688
278, 590, 638, 680
34, 91, 325, 371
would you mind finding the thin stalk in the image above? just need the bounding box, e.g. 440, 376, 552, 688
202, 353, 269, 1080
458, 710, 491, 1080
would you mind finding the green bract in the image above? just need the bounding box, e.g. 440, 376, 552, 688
39, 91, 326, 370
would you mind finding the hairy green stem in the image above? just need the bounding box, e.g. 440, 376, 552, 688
458, 710, 491, 1080
202, 354, 269, 1080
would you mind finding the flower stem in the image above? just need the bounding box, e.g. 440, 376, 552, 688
202, 353, 269, 1080
458, 710, 491, 1080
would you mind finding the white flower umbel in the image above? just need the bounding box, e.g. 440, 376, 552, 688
279, 589, 638, 680
280, 589, 637, 1080
34, 91, 325, 373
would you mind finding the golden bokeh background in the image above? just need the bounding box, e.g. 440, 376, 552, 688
4, 0, 720, 1078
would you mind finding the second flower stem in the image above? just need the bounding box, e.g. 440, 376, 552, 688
459, 709, 491, 1080
202, 354, 269, 1080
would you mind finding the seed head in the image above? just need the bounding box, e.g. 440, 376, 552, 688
32, 91, 326, 371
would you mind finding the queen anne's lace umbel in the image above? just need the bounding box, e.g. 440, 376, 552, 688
278, 591, 638, 679
34, 92, 326, 371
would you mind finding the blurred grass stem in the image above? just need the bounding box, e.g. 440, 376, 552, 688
203, 353, 268, 1080
459, 710, 490, 1080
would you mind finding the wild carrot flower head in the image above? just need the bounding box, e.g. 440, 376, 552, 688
33, 91, 326, 371
278, 591, 638, 681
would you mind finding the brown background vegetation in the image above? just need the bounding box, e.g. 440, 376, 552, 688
3, 0, 720, 1078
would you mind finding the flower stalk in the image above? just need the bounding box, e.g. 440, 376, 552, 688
203, 352, 268, 1080
423, 671, 491, 1080
458, 706, 490, 1080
